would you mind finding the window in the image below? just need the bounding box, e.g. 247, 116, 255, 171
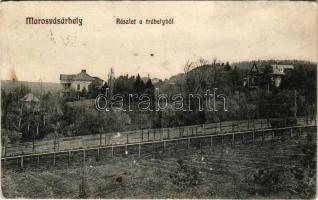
77, 84, 80, 91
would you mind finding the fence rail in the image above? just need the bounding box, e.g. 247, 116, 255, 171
1, 124, 316, 170
3, 117, 315, 157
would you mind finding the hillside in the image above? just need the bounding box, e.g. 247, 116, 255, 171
1, 80, 63, 95
2, 133, 315, 198
232, 59, 316, 71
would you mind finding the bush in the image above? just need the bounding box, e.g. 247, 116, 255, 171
169, 159, 200, 187
252, 166, 315, 198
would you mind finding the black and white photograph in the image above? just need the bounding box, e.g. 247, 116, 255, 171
0, 1, 317, 198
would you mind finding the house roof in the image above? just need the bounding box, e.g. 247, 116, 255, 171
60, 74, 76, 81
20, 93, 40, 103
247, 63, 260, 75
60, 70, 103, 82
271, 65, 294, 69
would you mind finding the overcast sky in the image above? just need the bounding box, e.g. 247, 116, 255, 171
1, 1, 317, 83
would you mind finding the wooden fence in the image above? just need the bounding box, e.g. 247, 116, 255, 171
4, 117, 314, 157
1, 124, 316, 170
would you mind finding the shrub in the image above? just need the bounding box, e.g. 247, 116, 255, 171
169, 159, 200, 187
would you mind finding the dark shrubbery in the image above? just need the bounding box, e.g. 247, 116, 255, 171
169, 159, 200, 187
252, 134, 316, 198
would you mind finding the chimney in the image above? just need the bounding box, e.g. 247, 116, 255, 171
82, 69, 86, 73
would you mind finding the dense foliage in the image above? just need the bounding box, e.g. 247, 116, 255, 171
1, 59, 316, 141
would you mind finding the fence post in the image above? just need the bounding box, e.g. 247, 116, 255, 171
262, 131, 265, 143
147, 129, 150, 141
126, 134, 129, 144
187, 138, 190, 149
97, 148, 100, 161
163, 141, 166, 152
141, 129, 144, 142
232, 133, 235, 145
33, 139, 35, 153
3, 158, 6, 169
111, 146, 114, 158
167, 128, 170, 139
252, 131, 255, 143
299, 127, 302, 136
242, 134, 245, 144
153, 129, 156, 140
53, 152, 56, 166
99, 133, 102, 146
20, 156, 24, 169
221, 135, 224, 145
83, 150, 85, 163
68, 151, 71, 163
210, 136, 213, 147
53, 140, 56, 152
37, 155, 40, 165
290, 128, 293, 137
138, 144, 141, 157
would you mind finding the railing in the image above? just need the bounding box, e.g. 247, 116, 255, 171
3, 117, 314, 157
1, 124, 316, 170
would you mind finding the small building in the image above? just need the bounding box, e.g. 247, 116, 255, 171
243, 63, 294, 89
60, 69, 103, 92
271, 65, 294, 87
243, 62, 261, 89
20, 93, 40, 110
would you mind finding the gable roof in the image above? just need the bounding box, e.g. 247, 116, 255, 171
60, 74, 76, 81
60, 70, 103, 82
247, 62, 260, 75
271, 64, 294, 69
20, 93, 40, 103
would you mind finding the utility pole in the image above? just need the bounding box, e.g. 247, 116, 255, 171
39, 79, 43, 97
293, 89, 297, 118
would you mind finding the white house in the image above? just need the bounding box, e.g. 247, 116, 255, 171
271, 65, 294, 87
60, 69, 103, 92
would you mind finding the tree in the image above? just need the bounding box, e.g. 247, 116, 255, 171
100, 82, 109, 94
145, 78, 155, 91
133, 74, 145, 95
113, 75, 135, 95
228, 66, 241, 92
107, 67, 115, 97
144, 78, 155, 110
224, 62, 231, 71
87, 80, 102, 99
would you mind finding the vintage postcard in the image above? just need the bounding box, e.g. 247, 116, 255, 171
0, 1, 317, 199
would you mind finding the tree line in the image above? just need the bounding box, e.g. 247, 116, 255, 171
1, 59, 316, 142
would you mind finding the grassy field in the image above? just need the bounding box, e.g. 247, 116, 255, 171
1, 133, 316, 199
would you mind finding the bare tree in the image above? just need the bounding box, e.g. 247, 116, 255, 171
183, 58, 209, 95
